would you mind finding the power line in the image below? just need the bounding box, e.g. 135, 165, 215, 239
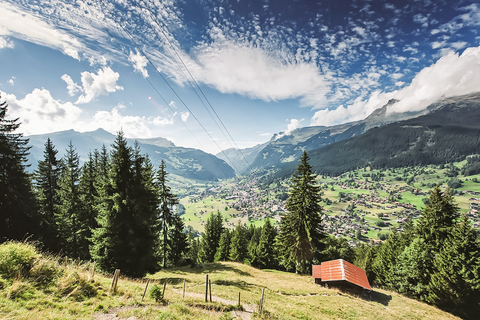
93, 0, 237, 178
133, 0, 254, 173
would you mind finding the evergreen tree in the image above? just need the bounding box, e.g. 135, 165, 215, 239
256, 218, 277, 269
372, 229, 403, 288
0, 95, 37, 242
78, 151, 100, 258
277, 151, 324, 273
229, 221, 248, 263
215, 228, 231, 261
246, 225, 261, 266
428, 215, 480, 318
91, 132, 159, 277
34, 138, 62, 251
56, 141, 83, 258
198, 211, 223, 263
391, 238, 430, 300
418, 186, 460, 247
167, 214, 188, 266
156, 159, 179, 267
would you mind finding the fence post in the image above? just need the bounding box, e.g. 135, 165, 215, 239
205, 274, 209, 302
162, 278, 168, 297
260, 287, 265, 313
238, 292, 241, 306
111, 269, 120, 292
209, 279, 212, 302
183, 279, 186, 299
89, 261, 96, 281
141, 279, 150, 301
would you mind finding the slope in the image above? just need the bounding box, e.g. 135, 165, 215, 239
308, 93, 480, 175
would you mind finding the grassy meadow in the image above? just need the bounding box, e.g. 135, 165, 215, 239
0, 242, 461, 320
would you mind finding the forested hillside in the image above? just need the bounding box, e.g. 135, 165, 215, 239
308, 93, 480, 175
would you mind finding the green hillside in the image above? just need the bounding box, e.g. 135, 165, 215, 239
0, 242, 460, 320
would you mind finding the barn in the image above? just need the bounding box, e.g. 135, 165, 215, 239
312, 259, 371, 292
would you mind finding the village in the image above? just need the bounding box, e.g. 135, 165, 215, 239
177, 165, 480, 243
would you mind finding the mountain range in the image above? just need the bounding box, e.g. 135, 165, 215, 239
26, 129, 235, 181
25, 92, 480, 180
218, 92, 480, 176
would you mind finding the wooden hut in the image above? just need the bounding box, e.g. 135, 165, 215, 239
312, 259, 371, 292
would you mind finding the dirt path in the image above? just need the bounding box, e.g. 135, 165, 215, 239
176, 288, 257, 320
93, 288, 257, 320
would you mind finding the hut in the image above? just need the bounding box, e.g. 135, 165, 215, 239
312, 259, 371, 292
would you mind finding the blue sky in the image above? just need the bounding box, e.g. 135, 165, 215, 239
1, 0, 480, 154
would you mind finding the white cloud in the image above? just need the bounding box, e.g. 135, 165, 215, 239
0, 2, 81, 60
61, 74, 81, 96
311, 46, 480, 126
0, 36, 14, 49
3, 88, 82, 135
7, 76, 15, 85
152, 116, 174, 126
129, 50, 149, 78
180, 111, 189, 122
191, 41, 328, 107
76, 67, 124, 104
285, 118, 302, 135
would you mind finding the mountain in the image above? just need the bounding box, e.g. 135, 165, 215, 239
221, 92, 480, 176
307, 92, 480, 175
26, 128, 235, 181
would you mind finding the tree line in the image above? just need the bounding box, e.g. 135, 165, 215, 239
1, 95, 187, 277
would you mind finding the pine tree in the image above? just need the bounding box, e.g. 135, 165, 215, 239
34, 138, 62, 251
56, 141, 83, 258
229, 221, 248, 263
0, 95, 37, 242
215, 228, 231, 262
391, 238, 430, 300
372, 229, 403, 288
428, 215, 480, 318
78, 151, 100, 258
167, 214, 188, 266
198, 211, 224, 263
256, 218, 277, 269
91, 132, 159, 277
156, 159, 179, 267
277, 151, 324, 273
246, 225, 261, 266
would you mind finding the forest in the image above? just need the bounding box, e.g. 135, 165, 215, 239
1, 95, 480, 319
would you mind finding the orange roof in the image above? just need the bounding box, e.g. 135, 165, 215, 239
312, 259, 371, 291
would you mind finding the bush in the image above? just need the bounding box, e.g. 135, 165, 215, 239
149, 284, 164, 302
0, 242, 39, 279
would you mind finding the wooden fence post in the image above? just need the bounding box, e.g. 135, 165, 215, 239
182, 279, 186, 299
209, 279, 212, 302
260, 287, 265, 313
89, 261, 96, 281
141, 279, 150, 301
111, 269, 120, 292
205, 274, 209, 302
162, 278, 168, 297
238, 292, 241, 306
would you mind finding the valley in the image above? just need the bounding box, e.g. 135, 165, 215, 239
174, 161, 480, 242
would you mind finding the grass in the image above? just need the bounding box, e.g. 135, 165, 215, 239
0, 242, 461, 320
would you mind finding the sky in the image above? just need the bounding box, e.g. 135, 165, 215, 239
1, 0, 480, 155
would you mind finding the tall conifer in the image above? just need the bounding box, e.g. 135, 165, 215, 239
56, 141, 82, 258
277, 151, 324, 273
34, 138, 62, 250
0, 95, 37, 242
198, 211, 223, 263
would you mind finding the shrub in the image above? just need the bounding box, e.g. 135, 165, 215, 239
149, 284, 164, 302
0, 242, 39, 279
